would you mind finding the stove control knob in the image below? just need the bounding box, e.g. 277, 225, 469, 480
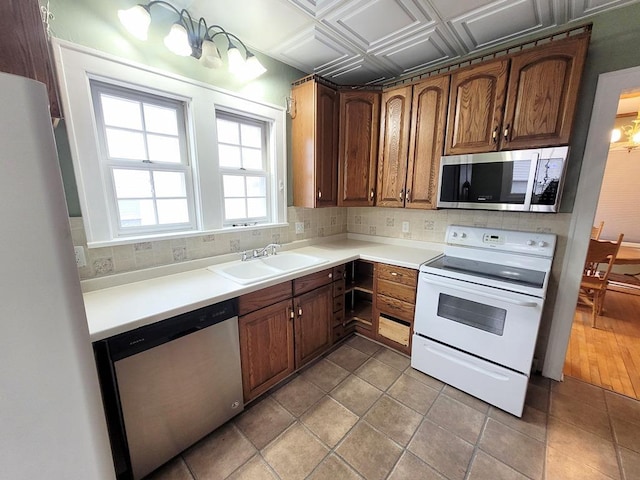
460, 233, 467, 239
538, 241, 547, 247
451, 232, 458, 238
527, 240, 535, 246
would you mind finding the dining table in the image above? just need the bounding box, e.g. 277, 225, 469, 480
615, 245, 640, 266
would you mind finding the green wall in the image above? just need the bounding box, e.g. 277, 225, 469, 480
47, 0, 305, 215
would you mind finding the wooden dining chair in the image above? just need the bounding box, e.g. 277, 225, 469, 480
578, 233, 624, 328
591, 221, 604, 239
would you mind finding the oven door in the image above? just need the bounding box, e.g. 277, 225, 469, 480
413, 272, 543, 374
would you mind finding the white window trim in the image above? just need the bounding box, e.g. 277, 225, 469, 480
52, 38, 287, 247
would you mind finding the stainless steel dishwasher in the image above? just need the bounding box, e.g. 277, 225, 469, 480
93, 299, 243, 480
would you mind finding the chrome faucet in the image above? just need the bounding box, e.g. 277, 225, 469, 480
240, 243, 280, 261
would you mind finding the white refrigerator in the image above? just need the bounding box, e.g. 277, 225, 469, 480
0, 73, 114, 478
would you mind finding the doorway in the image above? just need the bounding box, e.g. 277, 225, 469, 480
563, 92, 640, 399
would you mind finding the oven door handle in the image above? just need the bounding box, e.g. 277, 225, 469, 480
420, 276, 539, 307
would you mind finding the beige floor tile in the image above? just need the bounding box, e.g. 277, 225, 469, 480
550, 390, 613, 440
387, 451, 446, 480
327, 345, 369, 372
612, 414, 640, 453
262, 423, 329, 480
330, 374, 382, 416
373, 348, 411, 371
546, 446, 617, 480
355, 357, 402, 391
387, 373, 439, 414
363, 395, 423, 446
442, 385, 490, 414
226, 455, 278, 480
547, 417, 620, 479
478, 418, 545, 480
146, 456, 193, 480
301, 396, 358, 447
408, 419, 475, 480
336, 421, 403, 480
271, 376, 325, 417
404, 367, 445, 391
346, 335, 383, 355
620, 447, 640, 480
526, 382, 550, 413
307, 454, 363, 480
183, 423, 256, 480
300, 358, 350, 392
552, 376, 607, 411
427, 394, 486, 444
468, 451, 530, 480
234, 397, 294, 449
488, 404, 547, 442
606, 390, 640, 425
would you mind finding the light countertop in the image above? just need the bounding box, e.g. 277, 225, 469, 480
83, 235, 443, 342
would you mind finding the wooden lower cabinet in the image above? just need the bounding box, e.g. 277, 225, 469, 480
239, 298, 295, 402
294, 284, 333, 368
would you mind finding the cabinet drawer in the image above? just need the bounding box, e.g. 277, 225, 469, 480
377, 279, 416, 304
333, 264, 346, 279
333, 309, 345, 327
378, 315, 410, 347
333, 295, 344, 313
333, 279, 345, 297
238, 281, 292, 316
376, 294, 415, 322
377, 263, 417, 287
293, 268, 334, 296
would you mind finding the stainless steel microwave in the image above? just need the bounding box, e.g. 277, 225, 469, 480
436, 146, 569, 213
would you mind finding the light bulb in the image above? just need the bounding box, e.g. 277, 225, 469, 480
200, 39, 223, 68
632, 130, 640, 144
611, 128, 622, 143
164, 23, 192, 56
241, 52, 267, 80
118, 5, 151, 41
227, 43, 245, 75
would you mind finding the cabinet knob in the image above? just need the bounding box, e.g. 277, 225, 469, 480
318, 189, 322, 199
370, 189, 374, 199
405, 189, 411, 202
399, 189, 404, 201
503, 124, 510, 142
298, 307, 303, 316
289, 309, 294, 320
492, 126, 499, 143
391, 272, 399, 276
328, 273, 333, 279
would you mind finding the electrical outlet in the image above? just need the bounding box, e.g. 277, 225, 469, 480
295, 222, 304, 234
402, 221, 410, 233
74, 246, 87, 267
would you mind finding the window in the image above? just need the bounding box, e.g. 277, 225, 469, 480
53, 40, 287, 247
91, 82, 195, 236
216, 113, 269, 225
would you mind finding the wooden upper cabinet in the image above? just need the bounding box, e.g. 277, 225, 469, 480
0, 0, 61, 118
406, 75, 449, 209
292, 80, 339, 207
338, 91, 380, 206
376, 86, 412, 208
445, 59, 509, 155
501, 34, 589, 150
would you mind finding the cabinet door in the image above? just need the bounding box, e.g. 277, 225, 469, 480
294, 284, 332, 368
376, 86, 412, 208
239, 299, 294, 401
445, 59, 509, 155
501, 34, 588, 150
0, 0, 61, 118
405, 75, 449, 209
291, 81, 338, 208
338, 91, 380, 206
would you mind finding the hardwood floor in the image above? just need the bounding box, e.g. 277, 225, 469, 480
564, 289, 640, 399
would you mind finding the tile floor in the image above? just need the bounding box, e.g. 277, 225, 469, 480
147, 335, 640, 480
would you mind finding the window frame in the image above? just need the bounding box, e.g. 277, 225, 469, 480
90, 81, 197, 236
52, 39, 287, 247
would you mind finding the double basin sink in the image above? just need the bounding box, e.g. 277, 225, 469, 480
209, 252, 329, 285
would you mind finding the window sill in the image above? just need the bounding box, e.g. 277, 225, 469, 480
86, 223, 289, 249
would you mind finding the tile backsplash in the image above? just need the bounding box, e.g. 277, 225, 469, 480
71, 206, 570, 280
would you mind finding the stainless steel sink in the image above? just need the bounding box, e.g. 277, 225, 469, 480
208, 252, 328, 285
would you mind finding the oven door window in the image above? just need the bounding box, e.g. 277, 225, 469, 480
437, 293, 506, 336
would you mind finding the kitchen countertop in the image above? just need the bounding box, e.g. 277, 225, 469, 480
83, 235, 443, 342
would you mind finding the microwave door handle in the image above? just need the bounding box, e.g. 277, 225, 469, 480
421, 276, 539, 307
524, 153, 539, 210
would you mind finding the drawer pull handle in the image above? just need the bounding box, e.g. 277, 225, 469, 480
391, 272, 399, 276
298, 306, 303, 316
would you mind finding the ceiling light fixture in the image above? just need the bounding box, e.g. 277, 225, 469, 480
117, 1, 267, 81
610, 112, 640, 152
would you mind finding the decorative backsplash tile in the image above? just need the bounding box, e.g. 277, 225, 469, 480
71, 206, 569, 280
